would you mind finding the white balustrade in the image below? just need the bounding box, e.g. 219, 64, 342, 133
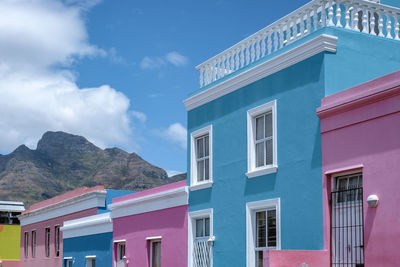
196, 0, 400, 88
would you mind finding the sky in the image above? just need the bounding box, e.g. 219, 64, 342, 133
0, 0, 311, 176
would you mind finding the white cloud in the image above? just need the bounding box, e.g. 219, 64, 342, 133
166, 170, 184, 177
157, 123, 187, 150
130, 110, 147, 123
165, 51, 188, 66
140, 52, 188, 70
0, 0, 135, 152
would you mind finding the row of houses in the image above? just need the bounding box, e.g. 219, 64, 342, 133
1, 0, 400, 266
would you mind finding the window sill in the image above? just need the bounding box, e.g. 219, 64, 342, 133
246, 166, 277, 178
190, 181, 213, 191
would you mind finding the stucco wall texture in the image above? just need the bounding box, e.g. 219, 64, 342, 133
319, 71, 400, 266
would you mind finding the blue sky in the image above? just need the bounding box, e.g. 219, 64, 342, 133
0, 0, 310, 175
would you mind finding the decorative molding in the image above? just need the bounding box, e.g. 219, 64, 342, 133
0, 201, 25, 212
246, 166, 278, 178
324, 164, 364, 175
109, 186, 188, 219
190, 181, 213, 191
184, 34, 338, 111
146, 236, 162, 240
61, 212, 112, 239
18, 191, 106, 226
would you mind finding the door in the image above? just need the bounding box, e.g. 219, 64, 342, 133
151, 241, 161, 267
331, 173, 364, 267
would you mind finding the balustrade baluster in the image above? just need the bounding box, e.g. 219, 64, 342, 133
370, 8, 376, 35
273, 30, 279, 52
255, 37, 261, 60
286, 21, 292, 43
240, 46, 245, 68
245, 43, 250, 65
352, 4, 359, 31
261, 33, 267, 57
345, 4, 351, 29
321, 1, 327, 27
395, 15, 400, 40
299, 13, 305, 38
293, 19, 298, 40
362, 7, 369, 33
336, 1, 343, 27
279, 25, 284, 49
267, 31, 272, 54
305, 10, 311, 35
378, 11, 384, 37
250, 40, 256, 63
313, 5, 319, 32
387, 13, 393, 38
234, 49, 240, 70
328, 0, 335, 26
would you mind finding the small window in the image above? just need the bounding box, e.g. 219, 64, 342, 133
334, 173, 363, 203
45, 227, 50, 257
24, 232, 29, 258
32, 230, 36, 258
86, 257, 96, 267
150, 241, 161, 267
64, 258, 73, 267
247, 100, 277, 178
117, 242, 126, 261
190, 125, 213, 190
195, 217, 210, 238
55, 225, 60, 257
189, 209, 213, 267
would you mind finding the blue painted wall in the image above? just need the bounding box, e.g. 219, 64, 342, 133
381, 0, 400, 8
187, 26, 400, 267
63, 232, 113, 267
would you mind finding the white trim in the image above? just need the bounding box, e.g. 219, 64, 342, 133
61, 212, 112, 239
188, 208, 214, 267
190, 125, 213, 190
184, 34, 338, 111
63, 257, 73, 260
246, 100, 278, 178
19, 191, 107, 226
113, 239, 126, 243
109, 186, 188, 219
85, 255, 96, 259
246, 198, 281, 267
146, 236, 162, 240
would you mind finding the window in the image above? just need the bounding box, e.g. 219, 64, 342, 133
246, 198, 280, 267
32, 230, 36, 258
24, 232, 29, 258
189, 209, 213, 267
334, 173, 363, 203
190, 125, 213, 190
116, 242, 126, 261
86, 256, 96, 267
55, 225, 60, 257
64, 258, 73, 267
247, 100, 277, 178
45, 227, 50, 257
150, 241, 161, 267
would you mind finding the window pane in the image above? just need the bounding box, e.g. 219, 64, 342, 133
266, 139, 273, 165
337, 178, 347, 191
205, 218, 210, 237
257, 251, 264, 267
256, 211, 266, 248
267, 210, 277, 247
197, 160, 204, 182
348, 176, 359, 189
196, 219, 204, 237
197, 138, 204, 158
204, 135, 209, 157
265, 113, 272, 138
256, 143, 264, 168
256, 116, 264, 141
152, 242, 161, 267
204, 159, 209, 181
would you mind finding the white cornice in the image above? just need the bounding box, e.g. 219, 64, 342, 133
18, 191, 107, 226
184, 34, 338, 111
109, 186, 188, 219
61, 212, 112, 239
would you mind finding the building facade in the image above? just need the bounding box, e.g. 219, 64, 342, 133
317, 70, 400, 266
110, 180, 188, 267
0, 201, 24, 267
184, 0, 400, 266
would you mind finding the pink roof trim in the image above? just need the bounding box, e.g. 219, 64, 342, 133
112, 180, 187, 204
23, 185, 105, 214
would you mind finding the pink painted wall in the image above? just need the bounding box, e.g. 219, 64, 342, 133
113, 205, 188, 267
1, 261, 20, 267
20, 208, 98, 267
318, 71, 400, 266
263, 250, 329, 267
112, 180, 186, 204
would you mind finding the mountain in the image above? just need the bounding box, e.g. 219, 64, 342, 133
0, 131, 186, 207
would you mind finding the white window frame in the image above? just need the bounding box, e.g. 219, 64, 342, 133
86, 255, 96, 267
246, 198, 280, 267
64, 257, 73, 267
246, 100, 277, 178
188, 208, 214, 267
149, 239, 162, 267
190, 125, 213, 191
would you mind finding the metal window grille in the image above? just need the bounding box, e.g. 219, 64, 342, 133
331, 187, 364, 267
193, 239, 212, 267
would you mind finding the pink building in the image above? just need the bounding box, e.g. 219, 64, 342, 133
317, 70, 400, 266
18, 186, 106, 267
109, 180, 188, 267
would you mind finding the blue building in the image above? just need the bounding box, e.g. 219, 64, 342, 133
184, 0, 400, 266
61, 190, 132, 267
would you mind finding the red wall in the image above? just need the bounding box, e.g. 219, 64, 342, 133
20, 208, 98, 267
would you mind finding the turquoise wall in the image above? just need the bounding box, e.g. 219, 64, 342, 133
381, 0, 400, 8
187, 25, 400, 267
63, 232, 113, 267
188, 53, 326, 266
